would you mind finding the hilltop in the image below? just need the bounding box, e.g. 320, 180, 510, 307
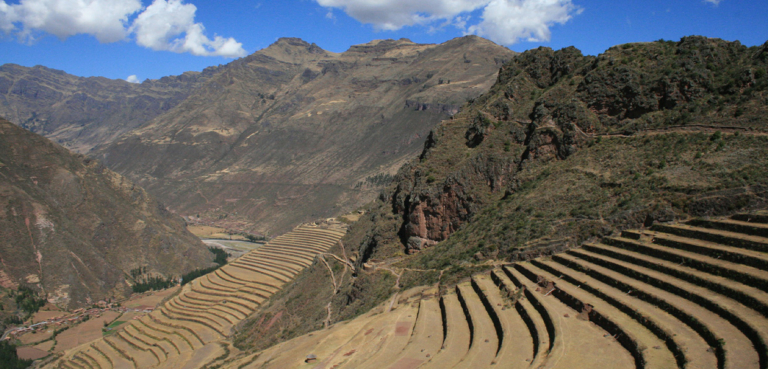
0, 118, 213, 314
231, 36, 768, 353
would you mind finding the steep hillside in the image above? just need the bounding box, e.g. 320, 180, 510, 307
0, 64, 217, 153
95, 36, 515, 235
0, 118, 213, 310
232, 36, 768, 352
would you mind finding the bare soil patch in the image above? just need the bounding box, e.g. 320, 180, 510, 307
18, 329, 53, 345
17, 346, 49, 360
54, 311, 120, 352
124, 287, 179, 309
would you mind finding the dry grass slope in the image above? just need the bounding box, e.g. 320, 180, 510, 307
224, 211, 768, 369
45, 222, 347, 369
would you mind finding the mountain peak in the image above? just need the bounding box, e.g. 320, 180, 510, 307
259, 37, 329, 62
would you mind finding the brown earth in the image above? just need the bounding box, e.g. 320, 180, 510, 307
53, 311, 120, 352
17, 346, 50, 360
0, 118, 213, 309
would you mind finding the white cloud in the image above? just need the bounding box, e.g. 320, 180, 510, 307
126, 75, 140, 83
704, 0, 721, 5
315, 0, 581, 45
131, 0, 245, 57
0, 0, 141, 43
0, 0, 246, 57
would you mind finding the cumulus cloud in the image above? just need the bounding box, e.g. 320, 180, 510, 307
315, 0, 580, 45
126, 75, 140, 83
0, 0, 246, 57
131, 0, 245, 57
0, 0, 141, 43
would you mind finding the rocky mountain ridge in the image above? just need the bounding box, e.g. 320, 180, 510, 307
0, 64, 218, 153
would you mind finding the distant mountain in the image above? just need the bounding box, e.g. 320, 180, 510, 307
94, 36, 515, 235
0, 118, 213, 309
0, 63, 218, 153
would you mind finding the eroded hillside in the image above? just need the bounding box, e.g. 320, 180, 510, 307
231, 36, 768, 353
94, 36, 515, 235
0, 118, 213, 310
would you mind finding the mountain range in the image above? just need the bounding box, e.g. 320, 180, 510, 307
2, 36, 515, 236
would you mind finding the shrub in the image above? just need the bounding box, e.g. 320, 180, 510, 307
14, 286, 45, 315
0, 340, 32, 369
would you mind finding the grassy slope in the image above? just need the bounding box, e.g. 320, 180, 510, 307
232, 36, 768, 353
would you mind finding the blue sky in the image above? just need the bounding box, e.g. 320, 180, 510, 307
1, 0, 766, 82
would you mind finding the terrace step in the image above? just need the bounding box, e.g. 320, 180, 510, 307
732, 213, 768, 224
238, 256, 304, 273
223, 265, 286, 288
625, 230, 768, 271
583, 242, 768, 319
128, 321, 181, 356
232, 259, 296, 281
86, 344, 114, 369
453, 281, 499, 368
421, 292, 470, 368
517, 261, 678, 368
540, 256, 716, 369
214, 267, 283, 292
385, 288, 443, 367
123, 325, 169, 360
160, 307, 228, 336
47, 224, 348, 369
112, 331, 161, 367
504, 265, 635, 369
486, 270, 536, 367
503, 266, 554, 367
340, 296, 420, 368
602, 237, 768, 293
564, 249, 760, 369
263, 240, 328, 253
652, 223, 768, 253
147, 312, 208, 347
230, 264, 287, 286
575, 245, 768, 368
101, 337, 138, 369
689, 218, 768, 238
74, 353, 98, 369
240, 253, 308, 270
167, 298, 237, 326
135, 317, 192, 352
180, 289, 261, 313
249, 249, 314, 265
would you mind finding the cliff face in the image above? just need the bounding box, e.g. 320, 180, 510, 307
0, 64, 216, 153
351, 36, 768, 264
0, 119, 212, 309
93, 36, 515, 235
